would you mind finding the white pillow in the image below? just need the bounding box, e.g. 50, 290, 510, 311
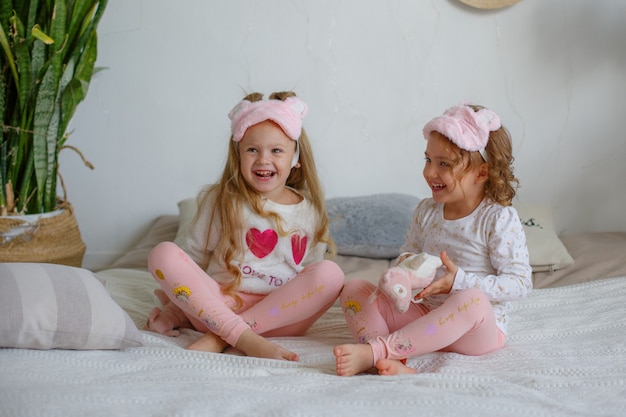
514, 204, 574, 272
0, 263, 143, 350
173, 197, 198, 246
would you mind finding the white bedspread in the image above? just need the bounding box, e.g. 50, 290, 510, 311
1, 269, 625, 417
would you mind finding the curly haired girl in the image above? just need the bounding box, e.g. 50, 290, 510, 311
334, 103, 532, 376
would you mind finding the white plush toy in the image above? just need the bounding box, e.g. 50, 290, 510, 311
368, 252, 443, 313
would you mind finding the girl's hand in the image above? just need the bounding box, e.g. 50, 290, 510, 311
416, 251, 457, 299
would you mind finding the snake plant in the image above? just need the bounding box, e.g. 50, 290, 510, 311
0, 0, 107, 215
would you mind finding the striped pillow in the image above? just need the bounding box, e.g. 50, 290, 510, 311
0, 263, 143, 350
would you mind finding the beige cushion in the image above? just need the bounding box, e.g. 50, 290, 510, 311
109, 215, 179, 270
514, 203, 574, 272
532, 232, 626, 288
173, 198, 197, 247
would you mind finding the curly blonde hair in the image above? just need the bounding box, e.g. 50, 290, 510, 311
196, 91, 335, 303
440, 104, 519, 206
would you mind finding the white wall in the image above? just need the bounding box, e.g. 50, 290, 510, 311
61, 0, 626, 270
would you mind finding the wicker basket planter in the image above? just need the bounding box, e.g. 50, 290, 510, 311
0, 202, 85, 267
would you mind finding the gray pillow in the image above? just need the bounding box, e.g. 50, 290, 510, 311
327, 193, 420, 259
0, 263, 143, 350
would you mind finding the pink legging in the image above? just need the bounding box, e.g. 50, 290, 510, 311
148, 242, 344, 347
340, 279, 506, 364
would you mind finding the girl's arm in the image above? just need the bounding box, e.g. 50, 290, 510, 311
452, 208, 533, 302
301, 207, 328, 265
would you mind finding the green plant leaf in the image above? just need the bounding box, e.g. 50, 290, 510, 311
0, 68, 6, 208
44, 98, 60, 211
58, 28, 98, 148
26, 0, 40, 42
17, 147, 34, 213
2, 0, 107, 214
57, 53, 75, 147
74, 29, 97, 87
31, 36, 46, 82
33, 64, 57, 210
31, 24, 54, 44
67, 0, 96, 47
0, 15, 19, 104
50, 0, 67, 80
0, 1, 13, 29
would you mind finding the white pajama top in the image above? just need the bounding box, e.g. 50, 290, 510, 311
399, 198, 533, 335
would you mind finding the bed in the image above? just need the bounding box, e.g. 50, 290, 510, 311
1, 194, 625, 417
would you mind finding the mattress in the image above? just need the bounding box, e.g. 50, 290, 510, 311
1, 215, 625, 417
0, 273, 624, 415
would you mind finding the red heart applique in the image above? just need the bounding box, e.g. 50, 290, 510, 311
291, 234, 308, 265
246, 228, 278, 259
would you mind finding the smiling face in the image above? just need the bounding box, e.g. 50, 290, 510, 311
423, 131, 487, 219
238, 120, 299, 203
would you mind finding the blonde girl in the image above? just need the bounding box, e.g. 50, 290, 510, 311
334, 103, 532, 376
147, 91, 344, 361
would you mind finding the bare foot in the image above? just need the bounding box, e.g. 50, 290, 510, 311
235, 329, 299, 361
144, 307, 181, 336
334, 344, 375, 376
376, 359, 416, 375
187, 331, 228, 353
144, 290, 192, 336
154, 289, 168, 302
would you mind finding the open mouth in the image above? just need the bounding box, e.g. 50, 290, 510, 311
254, 170, 275, 178
431, 183, 446, 191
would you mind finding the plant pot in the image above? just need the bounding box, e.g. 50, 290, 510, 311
0, 202, 86, 267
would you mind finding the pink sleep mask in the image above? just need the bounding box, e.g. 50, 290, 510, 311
228, 96, 308, 142
423, 103, 501, 154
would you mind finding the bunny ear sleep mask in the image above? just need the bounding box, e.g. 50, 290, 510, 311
228, 96, 307, 168
228, 96, 308, 142
422, 103, 501, 160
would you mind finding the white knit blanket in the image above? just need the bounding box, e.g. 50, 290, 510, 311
1, 269, 625, 417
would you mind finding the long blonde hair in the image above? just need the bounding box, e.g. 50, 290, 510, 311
197, 91, 335, 300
